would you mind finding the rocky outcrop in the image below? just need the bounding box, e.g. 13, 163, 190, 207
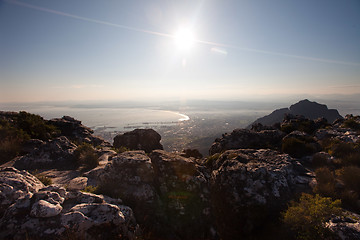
13, 136, 77, 170
0, 167, 44, 217
327, 212, 360, 240
98, 150, 213, 239
149, 150, 211, 239
209, 129, 285, 155
180, 148, 203, 159
0, 167, 138, 240
209, 149, 311, 239
49, 116, 110, 147
250, 99, 343, 128
113, 129, 163, 153
99, 151, 157, 212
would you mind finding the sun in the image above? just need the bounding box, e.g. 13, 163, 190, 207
174, 27, 195, 51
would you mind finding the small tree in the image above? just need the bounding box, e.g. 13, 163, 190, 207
282, 193, 341, 240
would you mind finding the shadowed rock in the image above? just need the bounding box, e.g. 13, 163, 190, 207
98, 150, 213, 239
113, 129, 163, 153
209, 149, 311, 239
209, 129, 285, 155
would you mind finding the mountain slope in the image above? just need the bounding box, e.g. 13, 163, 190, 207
249, 99, 342, 128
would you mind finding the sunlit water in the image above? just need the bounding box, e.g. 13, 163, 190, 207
0, 105, 190, 132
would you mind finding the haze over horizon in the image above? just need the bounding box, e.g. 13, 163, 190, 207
1, 0, 360, 103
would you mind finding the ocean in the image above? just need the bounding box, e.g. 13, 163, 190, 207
0, 104, 189, 132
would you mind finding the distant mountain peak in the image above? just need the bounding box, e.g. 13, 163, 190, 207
249, 99, 342, 128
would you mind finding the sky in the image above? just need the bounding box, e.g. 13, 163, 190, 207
1, 0, 360, 103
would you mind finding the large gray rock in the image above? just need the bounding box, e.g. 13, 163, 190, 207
98, 150, 213, 239
0, 167, 138, 240
209, 129, 284, 155
13, 136, 77, 170
209, 149, 311, 239
99, 151, 156, 205
113, 129, 163, 153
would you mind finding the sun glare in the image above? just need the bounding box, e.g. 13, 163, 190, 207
174, 27, 195, 51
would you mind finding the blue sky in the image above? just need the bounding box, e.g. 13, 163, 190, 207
1, 0, 359, 102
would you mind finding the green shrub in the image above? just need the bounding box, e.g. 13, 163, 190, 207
282, 193, 341, 240
336, 166, 360, 194
338, 189, 359, 211
339, 153, 360, 167
282, 137, 316, 158
15, 111, 58, 140
82, 185, 99, 194
329, 142, 358, 158
204, 153, 221, 167
0, 119, 29, 163
74, 143, 99, 169
281, 120, 317, 134
324, 141, 360, 167
33, 171, 53, 186
113, 146, 130, 153
342, 118, 360, 131
281, 124, 296, 134
312, 154, 329, 168
314, 167, 336, 197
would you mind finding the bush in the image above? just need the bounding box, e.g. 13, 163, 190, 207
280, 119, 317, 135
74, 143, 99, 169
15, 111, 58, 140
113, 146, 130, 153
282, 193, 341, 240
33, 171, 53, 186
82, 185, 99, 194
314, 167, 336, 197
336, 166, 360, 194
0, 119, 29, 163
282, 137, 316, 158
329, 142, 358, 158
342, 118, 360, 131
204, 153, 221, 167
324, 141, 360, 167
312, 154, 329, 168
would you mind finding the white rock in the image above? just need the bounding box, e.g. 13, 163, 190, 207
30, 200, 62, 218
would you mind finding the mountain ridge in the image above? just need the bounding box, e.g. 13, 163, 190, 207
249, 99, 343, 128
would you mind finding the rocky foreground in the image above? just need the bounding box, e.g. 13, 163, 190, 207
1, 110, 360, 239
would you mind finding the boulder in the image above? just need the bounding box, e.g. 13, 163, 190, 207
13, 136, 77, 170
209, 149, 311, 239
113, 129, 163, 153
209, 129, 285, 155
0, 167, 139, 240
